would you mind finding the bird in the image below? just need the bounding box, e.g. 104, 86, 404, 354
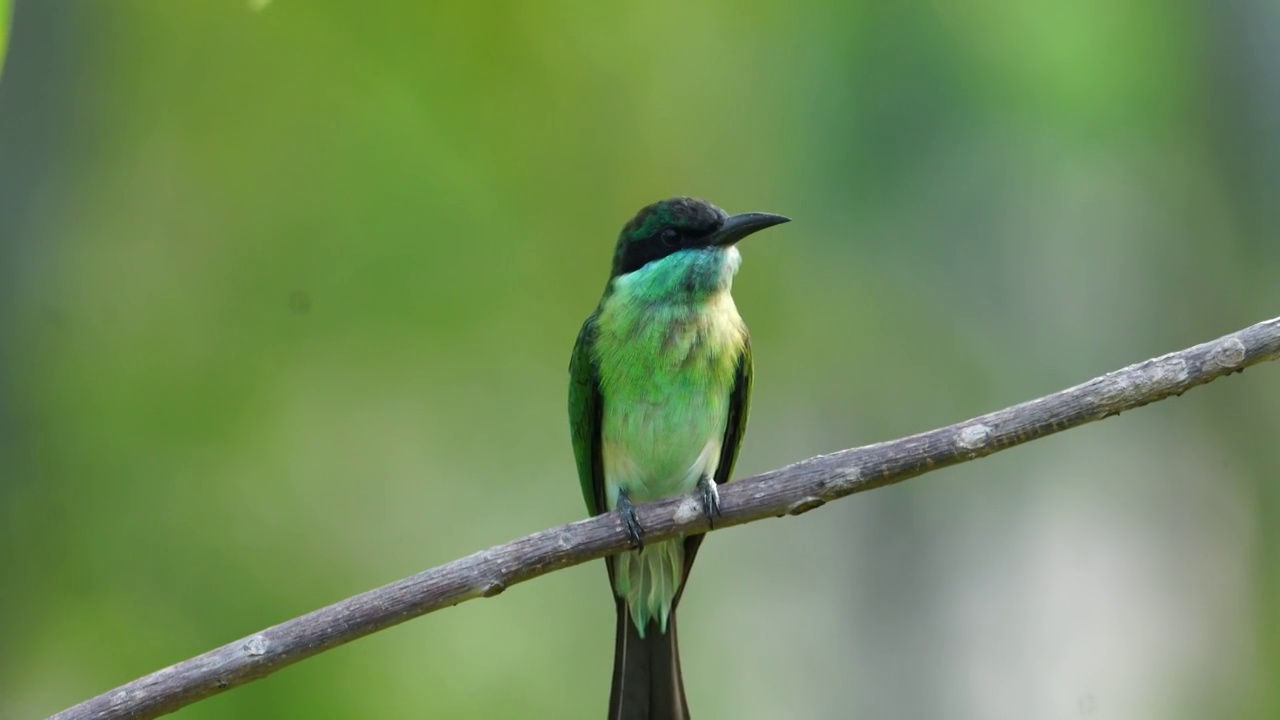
568, 196, 789, 719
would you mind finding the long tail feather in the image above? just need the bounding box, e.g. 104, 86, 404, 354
608, 599, 688, 720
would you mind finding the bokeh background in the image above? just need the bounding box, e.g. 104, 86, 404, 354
2, 1, 1278, 718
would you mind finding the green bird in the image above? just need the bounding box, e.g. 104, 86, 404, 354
569, 197, 789, 719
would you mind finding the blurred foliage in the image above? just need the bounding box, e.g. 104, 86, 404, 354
0, 0, 9, 80
1, 1, 1278, 719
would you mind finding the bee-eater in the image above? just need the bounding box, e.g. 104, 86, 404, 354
568, 197, 789, 719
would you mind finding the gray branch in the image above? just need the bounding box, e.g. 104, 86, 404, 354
50, 316, 1280, 720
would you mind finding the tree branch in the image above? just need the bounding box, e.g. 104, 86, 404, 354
50, 316, 1280, 720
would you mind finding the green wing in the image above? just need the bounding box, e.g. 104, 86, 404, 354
568, 313, 606, 517
715, 334, 753, 486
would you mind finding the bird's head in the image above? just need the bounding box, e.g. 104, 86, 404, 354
609, 197, 789, 282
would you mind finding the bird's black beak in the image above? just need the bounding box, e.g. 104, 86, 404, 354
708, 212, 791, 247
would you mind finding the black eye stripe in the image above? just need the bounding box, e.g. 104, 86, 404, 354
610, 212, 727, 277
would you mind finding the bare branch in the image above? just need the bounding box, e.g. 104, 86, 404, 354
50, 316, 1280, 720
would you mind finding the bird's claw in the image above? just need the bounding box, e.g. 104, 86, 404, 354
698, 474, 722, 529
616, 490, 645, 550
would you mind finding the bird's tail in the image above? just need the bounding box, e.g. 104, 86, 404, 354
608, 598, 688, 720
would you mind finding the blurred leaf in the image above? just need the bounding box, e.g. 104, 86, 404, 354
0, 0, 9, 80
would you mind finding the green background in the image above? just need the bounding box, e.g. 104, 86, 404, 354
2, 2, 1278, 718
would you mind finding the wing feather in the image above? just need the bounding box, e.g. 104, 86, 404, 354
568, 313, 606, 517
715, 335, 753, 487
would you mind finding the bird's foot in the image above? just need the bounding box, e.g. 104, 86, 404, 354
616, 490, 645, 550
698, 474, 722, 529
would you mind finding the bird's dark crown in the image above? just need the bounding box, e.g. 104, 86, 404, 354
610, 197, 728, 277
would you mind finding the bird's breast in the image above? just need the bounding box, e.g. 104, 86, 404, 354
593, 291, 746, 505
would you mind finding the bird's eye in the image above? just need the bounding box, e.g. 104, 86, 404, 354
660, 228, 680, 246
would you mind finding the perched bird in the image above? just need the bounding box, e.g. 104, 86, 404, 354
568, 197, 789, 719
